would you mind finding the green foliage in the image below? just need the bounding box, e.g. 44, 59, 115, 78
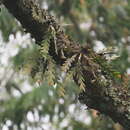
0, 7, 21, 41
0, 83, 56, 124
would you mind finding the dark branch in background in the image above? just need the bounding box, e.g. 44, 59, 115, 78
59, 0, 84, 41
48, 0, 85, 42
1, 0, 130, 129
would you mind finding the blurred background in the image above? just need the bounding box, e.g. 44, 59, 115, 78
0, 0, 130, 130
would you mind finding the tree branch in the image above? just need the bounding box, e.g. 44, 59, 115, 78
1, 0, 130, 129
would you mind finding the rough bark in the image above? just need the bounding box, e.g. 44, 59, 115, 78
1, 0, 130, 129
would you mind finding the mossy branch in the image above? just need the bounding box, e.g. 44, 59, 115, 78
1, 0, 130, 129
